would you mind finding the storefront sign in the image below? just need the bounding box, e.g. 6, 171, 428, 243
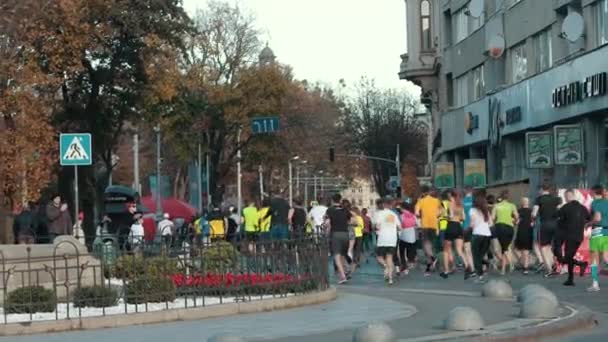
554, 125, 584, 165
434, 162, 455, 189
505, 106, 522, 125
465, 112, 479, 134
463, 159, 486, 188
525, 132, 553, 168
552, 72, 607, 108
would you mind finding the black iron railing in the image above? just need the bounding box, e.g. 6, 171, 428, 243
0, 234, 329, 324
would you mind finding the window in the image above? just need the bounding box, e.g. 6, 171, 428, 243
509, 42, 528, 83
472, 65, 485, 101
469, 10, 484, 33
598, 0, 608, 46
421, 0, 433, 51
534, 29, 552, 72
454, 74, 468, 107
453, 8, 468, 43
506, 0, 522, 8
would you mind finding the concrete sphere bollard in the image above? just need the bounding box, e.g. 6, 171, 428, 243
353, 322, 395, 342
444, 307, 485, 331
520, 295, 559, 319
207, 335, 244, 342
519, 288, 558, 306
482, 279, 513, 299
517, 284, 548, 302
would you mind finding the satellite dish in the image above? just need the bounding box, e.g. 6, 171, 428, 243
562, 12, 584, 42
487, 34, 505, 59
468, 0, 483, 18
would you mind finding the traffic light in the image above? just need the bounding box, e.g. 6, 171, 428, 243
421, 91, 432, 109
329, 147, 335, 162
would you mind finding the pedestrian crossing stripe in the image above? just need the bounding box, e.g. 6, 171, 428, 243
63, 137, 89, 161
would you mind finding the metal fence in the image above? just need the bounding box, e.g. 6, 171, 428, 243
0, 234, 329, 324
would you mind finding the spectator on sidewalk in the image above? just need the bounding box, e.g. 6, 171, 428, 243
13, 202, 37, 244
46, 195, 72, 243
129, 213, 145, 254
158, 213, 174, 252
73, 211, 85, 245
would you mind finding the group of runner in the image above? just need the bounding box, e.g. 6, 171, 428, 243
323, 184, 608, 292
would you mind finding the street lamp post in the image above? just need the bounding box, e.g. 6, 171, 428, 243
237, 127, 243, 217
154, 125, 162, 221
258, 165, 264, 203
288, 156, 299, 207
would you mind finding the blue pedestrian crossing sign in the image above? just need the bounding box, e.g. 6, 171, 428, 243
60, 133, 92, 166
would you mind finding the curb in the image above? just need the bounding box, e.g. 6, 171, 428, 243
399, 303, 596, 342
477, 303, 597, 342
0, 288, 337, 336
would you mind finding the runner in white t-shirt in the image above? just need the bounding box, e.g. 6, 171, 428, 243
470, 193, 493, 282
372, 198, 399, 285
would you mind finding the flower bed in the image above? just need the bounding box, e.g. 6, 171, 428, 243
172, 273, 318, 296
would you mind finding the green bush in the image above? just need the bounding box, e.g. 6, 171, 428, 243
5, 286, 56, 314
73, 286, 118, 308
108, 256, 179, 280
198, 241, 240, 273
125, 276, 176, 304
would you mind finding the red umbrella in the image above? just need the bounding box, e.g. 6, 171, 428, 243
140, 196, 197, 223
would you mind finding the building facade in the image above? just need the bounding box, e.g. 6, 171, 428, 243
400, 0, 608, 196
341, 178, 381, 210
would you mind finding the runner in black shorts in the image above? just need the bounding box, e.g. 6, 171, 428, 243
326, 194, 351, 284
440, 190, 466, 279
492, 191, 519, 275
532, 184, 562, 277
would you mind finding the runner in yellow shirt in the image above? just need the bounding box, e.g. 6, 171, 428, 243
415, 186, 444, 276
242, 200, 259, 253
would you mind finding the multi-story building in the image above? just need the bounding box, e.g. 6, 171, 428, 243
400, 0, 608, 196
341, 178, 381, 210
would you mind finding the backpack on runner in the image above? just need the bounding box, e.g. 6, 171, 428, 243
400, 210, 416, 229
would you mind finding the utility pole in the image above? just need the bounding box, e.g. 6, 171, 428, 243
197, 143, 203, 213
237, 127, 242, 217
396, 143, 402, 198
259, 165, 264, 203
206, 152, 211, 210
133, 133, 140, 194
296, 166, 300, 197
304, 177, 308, 207
154, 125, 162, 221
289, 160, 293, 207
314, 175, 318, 201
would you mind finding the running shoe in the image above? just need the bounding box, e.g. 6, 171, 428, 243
430, 257, 438, 271
474, 276, 486, 284
439, 272, 448, 279
563, 280, 575, 287
579, 262, 588, 277
523, 268, 529, 275
544, 271, 559, 278
338, 277, 348, 285
535, 263, 545, 273
388, 278, 394, 285
587, 283, 600, 292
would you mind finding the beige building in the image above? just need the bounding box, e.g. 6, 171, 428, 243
340, 178, 381, 209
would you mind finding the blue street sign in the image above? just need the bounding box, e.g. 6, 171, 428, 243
251, 117, 280, 134
60, 133, 92, 166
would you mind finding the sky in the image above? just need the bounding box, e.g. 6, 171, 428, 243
182, 0, 419, 94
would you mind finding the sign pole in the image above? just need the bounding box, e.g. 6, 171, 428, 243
74, 165, 79, 226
